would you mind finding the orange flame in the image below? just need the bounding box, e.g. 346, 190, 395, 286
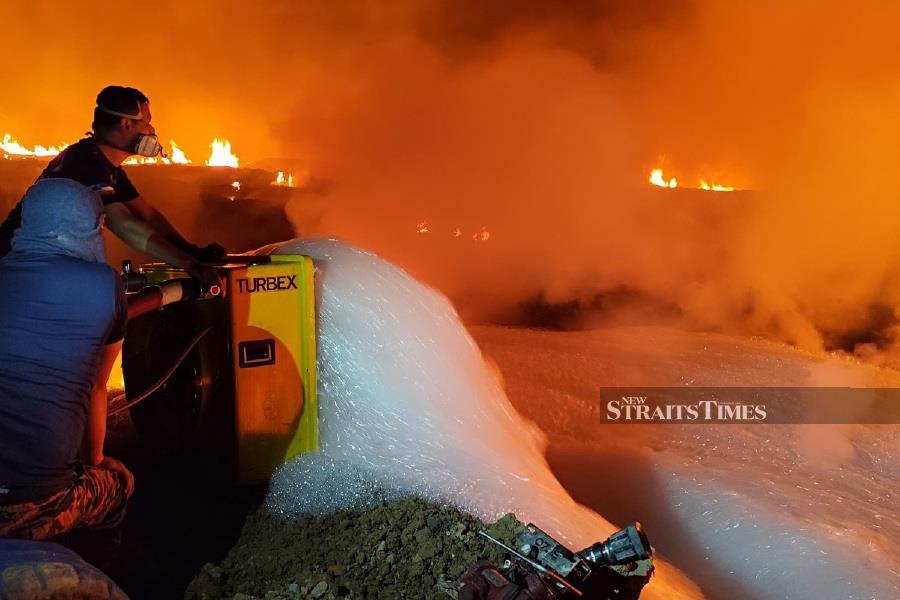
650, 168, 736, 192
2, 134, 67, 158
649, 168, 678, 188
206, 139, 239, 167
169, 141, 191, 164
699, 179, 735, 192
123, 156, 164, 165
106, 351, 124, 390
122, 141, 193, 166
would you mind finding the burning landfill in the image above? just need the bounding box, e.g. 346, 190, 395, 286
1, 1, 899, 600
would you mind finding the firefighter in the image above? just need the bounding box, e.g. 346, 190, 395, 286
0, 85, 223, 289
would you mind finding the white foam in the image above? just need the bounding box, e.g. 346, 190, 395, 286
262, 238, 703, 599
264, 238, 610, 542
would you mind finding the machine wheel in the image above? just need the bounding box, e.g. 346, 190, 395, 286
122, 305, 211, 453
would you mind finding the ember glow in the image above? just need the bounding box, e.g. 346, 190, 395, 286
473, 227, 491, 241
206, 139, 239, 168
416, 222, 491, 240
273, 171, 294, 187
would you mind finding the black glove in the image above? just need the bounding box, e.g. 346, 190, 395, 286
187, 242, 227, 262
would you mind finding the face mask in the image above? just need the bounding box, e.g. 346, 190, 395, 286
133, 133, 163, 157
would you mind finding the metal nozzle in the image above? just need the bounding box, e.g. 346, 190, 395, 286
578, 522, 652, 567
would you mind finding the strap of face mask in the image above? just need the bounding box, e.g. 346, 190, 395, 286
96, 102, 143, 120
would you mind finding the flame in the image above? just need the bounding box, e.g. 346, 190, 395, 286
106, 351, 125, 390
34, 144, 66, 157
473, 227, 491, 241
1, 135, 31, 156
649, 168, 678, 188
699, 179, 735, 192
206, 139, 239, 167
231, 181, 241, 191
1, 134, 67, 158
416, 221, 429, 234
123, 156, 165, 165
650, 168, 736, 191
169, 141, 191, 164
273, 171, 295, 187
453, 227, 462, 238
121, 141, 193, 166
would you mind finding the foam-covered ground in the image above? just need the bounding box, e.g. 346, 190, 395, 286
472, 325, 900, 600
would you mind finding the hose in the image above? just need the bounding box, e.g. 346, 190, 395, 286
108, 326, 213, 417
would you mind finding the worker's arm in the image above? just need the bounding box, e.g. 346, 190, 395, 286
105, 202, 220, 290
84, 340, 134, 496
120, 196, 195, 255
105, 201, 197, 268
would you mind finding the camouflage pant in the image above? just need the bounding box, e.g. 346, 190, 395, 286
0, 464, 128, 563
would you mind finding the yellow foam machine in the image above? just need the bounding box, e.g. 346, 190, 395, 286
120, 255, 318, 484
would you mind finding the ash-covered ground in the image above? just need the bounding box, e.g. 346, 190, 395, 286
185, 497, 523, 600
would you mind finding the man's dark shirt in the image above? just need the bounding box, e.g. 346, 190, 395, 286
0, 138, 139, 257
0, 254, 127, 501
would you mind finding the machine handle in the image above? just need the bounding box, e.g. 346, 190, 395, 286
206, 255, 271, 266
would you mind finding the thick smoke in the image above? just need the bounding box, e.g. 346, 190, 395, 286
5, 1, 900, 360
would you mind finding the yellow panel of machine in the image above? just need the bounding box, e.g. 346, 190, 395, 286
227, 255, 318, 483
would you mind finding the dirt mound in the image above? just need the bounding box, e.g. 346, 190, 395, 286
185, 496, 524, 599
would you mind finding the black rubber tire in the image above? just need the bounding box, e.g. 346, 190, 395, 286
122, 305, 205, 454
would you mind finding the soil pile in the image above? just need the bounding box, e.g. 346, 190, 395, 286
185, 496, 524, 600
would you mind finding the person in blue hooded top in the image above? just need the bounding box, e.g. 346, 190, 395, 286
0, 178, 132, 568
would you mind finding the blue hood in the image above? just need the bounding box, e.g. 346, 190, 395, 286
10, 178, 106, 263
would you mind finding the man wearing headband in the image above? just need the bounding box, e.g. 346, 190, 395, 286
0, 179, 132, 568
0, 85, 222, 289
